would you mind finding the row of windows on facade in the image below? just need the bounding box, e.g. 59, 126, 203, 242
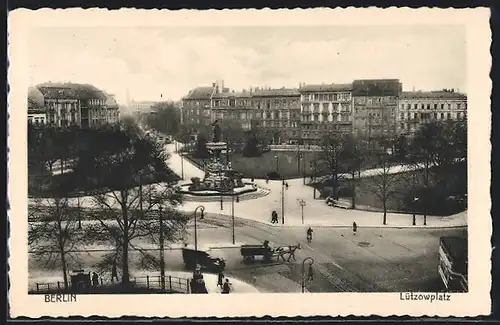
399, 111, 467, 121
28, 117, 46, 125
302, 103, 351, 112
213, 111, 300, 120
400, 102, 466, 110
353, 97, 398, 104
301, 93, 352, 102
212, 99, 300, 108
302, 115, 351, 122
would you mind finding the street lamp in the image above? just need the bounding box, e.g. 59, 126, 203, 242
281, 178, 287, 224
231, 185, 238, 245
193, 205, 205, 251
298, 199, 306, 224
301, 257, 314, 293
180, 153, 185, 180
275, 155, 279, 174
412, 197, 419, 226
158, 205, 166, 290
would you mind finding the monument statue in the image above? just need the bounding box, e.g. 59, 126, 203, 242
212, 120, 222, 143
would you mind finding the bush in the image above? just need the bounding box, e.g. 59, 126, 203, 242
266, 171, 282, 180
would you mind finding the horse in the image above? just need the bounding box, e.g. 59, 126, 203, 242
275, 243, 301, 262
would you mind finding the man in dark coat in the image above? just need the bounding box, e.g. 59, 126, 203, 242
222, 279, 231, 294
92, 272, 99, 287
352, 222, 358, 235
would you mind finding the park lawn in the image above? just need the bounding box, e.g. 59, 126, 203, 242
229, 151, 401, 179
314, 163, 467, 215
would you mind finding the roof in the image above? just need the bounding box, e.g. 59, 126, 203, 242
36, 82, 107, 101
352, 79, 402, 96
212, 91, 252, 99
28, 86, 45, 107
104, 92, 119, 108
401, 91, 467, 100
251, 88, 300, 97
299, 83, 352, 93
183, 87, 214, 100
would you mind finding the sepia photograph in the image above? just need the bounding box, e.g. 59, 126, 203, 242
8, 8, 491, 318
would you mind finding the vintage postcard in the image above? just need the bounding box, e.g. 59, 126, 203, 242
8, 8, 491, 318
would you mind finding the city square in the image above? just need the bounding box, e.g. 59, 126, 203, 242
23, 22, 469, 297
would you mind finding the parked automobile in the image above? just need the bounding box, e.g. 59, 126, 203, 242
182, 247, 226, 273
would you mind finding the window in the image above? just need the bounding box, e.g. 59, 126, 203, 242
266, 102, 270, 109
447, 113, 451, 120
457, 103, 461, 110
434, 112, 438, 119
414, 104, 418, 109
448, 104, 451, 110
322, 103, 329, 111
400, 113, 405, 120
441, 103, 445, 109
427, 104, 431, 110
434, 104, 438, 110
407, 104, 411, 110
421, 104, 425, 109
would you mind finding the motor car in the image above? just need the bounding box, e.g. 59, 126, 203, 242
182, 247, 226, 273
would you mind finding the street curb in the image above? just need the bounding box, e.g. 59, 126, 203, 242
265, 224, 468, 229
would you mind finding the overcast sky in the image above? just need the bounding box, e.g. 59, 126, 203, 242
28, 25, 466, 104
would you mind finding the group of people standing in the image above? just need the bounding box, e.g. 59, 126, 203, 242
217, 271, 232, 294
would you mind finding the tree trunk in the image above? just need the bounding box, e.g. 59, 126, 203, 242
382, 200, 387, 225
121, 203, 130, 285
56, 211, 69, 290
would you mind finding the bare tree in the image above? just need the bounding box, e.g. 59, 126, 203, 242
86, 183, 187, 285
28, 196, 85, 290
79, 127, 187, 285
368, 152, 404, 225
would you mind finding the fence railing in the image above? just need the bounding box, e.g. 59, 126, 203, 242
31, 274, 191, 294
131, 275, 190, 293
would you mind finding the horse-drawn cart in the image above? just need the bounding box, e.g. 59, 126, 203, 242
240, 241, 274, 263
240, 241, 301, 263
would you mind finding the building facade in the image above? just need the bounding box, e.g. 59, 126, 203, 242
181, 86, 214, 133
31, 82, 119, 128
182, 79, 467, 146
181, 81, 301, 143
397, 90, 467, 135
28, 86, 47, 125
250, 88, 301, 144
352, 79, 402, 148
298, 83, 353, 145
211, 90, 253, 131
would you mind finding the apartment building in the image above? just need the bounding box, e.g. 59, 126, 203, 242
397, 90, 467, 135
32, 82, 119, 128
352, 79, 402, 148
298, 83, 353, 145
250, 88, 301, 144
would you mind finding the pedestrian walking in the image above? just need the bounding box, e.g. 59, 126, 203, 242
307, 264, 314, 281
285, 182, 289, 190
217, 271, 225, 288
111, 261, 119, 282
306, 227, 313, 243
251, 177, 255, 182
271, 210, 278, 224
222, 279, 232, 294
352, 222, 357, 235
92, 272, 99, 287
